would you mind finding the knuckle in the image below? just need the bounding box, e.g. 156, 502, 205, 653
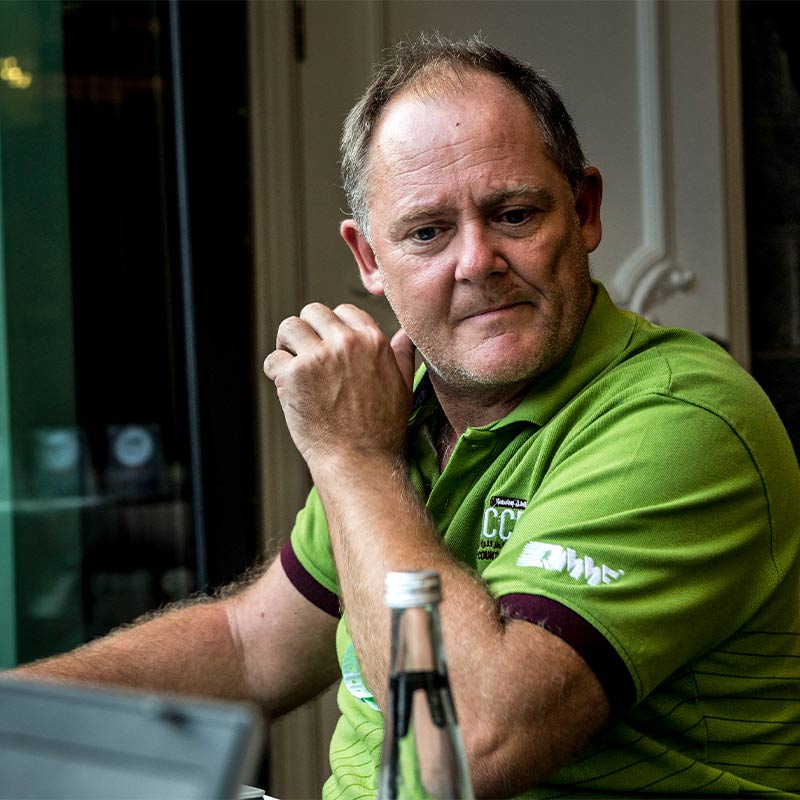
301, 301, 328, 317
337, 327, 358, 349
364, 326, 386, 349
276, 314, 299, 337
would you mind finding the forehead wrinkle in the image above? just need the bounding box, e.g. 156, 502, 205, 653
378, 134, 486, 176
376, 116, 549, 193
383, 129, 529, 168
378, 147, 539, 204
365, 74, 562, 230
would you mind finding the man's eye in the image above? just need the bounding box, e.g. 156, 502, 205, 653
498, 208, 530, 225
412, 226, 439, 242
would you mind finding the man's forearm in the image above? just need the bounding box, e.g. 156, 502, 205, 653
8, 598, 249, 702
315, 452, 498, 708
315, 452, 458, 708
313, 452, 608, 797
8, 555, 342, 722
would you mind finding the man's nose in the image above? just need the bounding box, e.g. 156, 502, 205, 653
453, 224, 509, 282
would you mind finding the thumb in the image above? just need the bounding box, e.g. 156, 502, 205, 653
390, 328, 416, 391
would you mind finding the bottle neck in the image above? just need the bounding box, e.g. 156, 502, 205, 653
389, 603, 447, 677
380, 600, 474, 799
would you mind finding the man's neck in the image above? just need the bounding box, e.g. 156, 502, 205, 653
436, 415, 459, 471
433, 388, 527, 471
432, 377, 532, 439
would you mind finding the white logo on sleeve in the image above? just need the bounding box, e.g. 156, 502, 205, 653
516, 541, 625, 586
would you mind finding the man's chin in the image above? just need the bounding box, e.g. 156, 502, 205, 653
428, 356, 549, 397
467, 338, 557, 380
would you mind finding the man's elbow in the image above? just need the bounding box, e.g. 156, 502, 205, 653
463, 724, 553, 799
460, 693, 609, 797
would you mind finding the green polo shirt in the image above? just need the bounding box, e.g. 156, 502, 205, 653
282, 283, 800, 798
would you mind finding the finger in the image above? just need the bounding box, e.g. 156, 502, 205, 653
263, 350, 294, 382
298, 301, 355, 337
390, 329, 416, 391
275, 314, 322, 356
331, 303, 381, 333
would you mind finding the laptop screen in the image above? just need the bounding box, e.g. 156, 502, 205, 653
0, 678, 265, 799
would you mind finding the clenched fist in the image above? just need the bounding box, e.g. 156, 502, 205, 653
264, 302, 416, 476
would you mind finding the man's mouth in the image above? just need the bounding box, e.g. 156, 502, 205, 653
461, 300, 530, 321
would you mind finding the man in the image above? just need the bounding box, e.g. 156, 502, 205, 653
12, 34, 800, 798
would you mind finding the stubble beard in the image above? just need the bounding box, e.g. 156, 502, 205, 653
378, 248, 593, 404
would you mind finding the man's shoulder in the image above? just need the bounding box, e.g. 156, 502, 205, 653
619, 321, 783, 437
572, 319, 800, 502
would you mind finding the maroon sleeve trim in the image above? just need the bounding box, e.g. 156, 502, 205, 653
498, 593, 635, 718
280, 541, 341, 618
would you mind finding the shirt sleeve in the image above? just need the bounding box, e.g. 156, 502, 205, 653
283, 487, 341, 617
497, 592, 636, 717
281, 542, 340, 617
482, 392, 778, 707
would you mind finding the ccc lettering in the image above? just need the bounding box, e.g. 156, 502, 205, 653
481, 506, 523, 541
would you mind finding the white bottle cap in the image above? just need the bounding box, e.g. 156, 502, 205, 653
384, 570, 441, 608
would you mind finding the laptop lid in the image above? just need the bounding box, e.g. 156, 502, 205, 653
0, 678, 265, 799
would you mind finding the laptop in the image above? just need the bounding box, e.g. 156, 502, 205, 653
0, 678, 265, 799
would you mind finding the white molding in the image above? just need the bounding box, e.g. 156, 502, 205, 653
248, 4, 331, 797
610, 0, 694, 318
718, 0, 751, 369
248, 0, 310, 550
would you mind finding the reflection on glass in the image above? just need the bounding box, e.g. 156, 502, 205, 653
0, 0, 196, 667
0, 56, 33, 89
1, 0, 255, 673
31, 427, 94, 499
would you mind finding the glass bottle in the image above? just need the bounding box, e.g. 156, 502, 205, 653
378, 570, 474, 799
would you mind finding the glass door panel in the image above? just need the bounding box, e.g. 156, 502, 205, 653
1, 0, 257, 671
0, 0, 210, 667
1, 0, 82, 666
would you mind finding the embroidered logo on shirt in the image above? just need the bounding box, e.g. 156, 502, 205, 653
516, 541, 625, 586
478, 497, 527, 562
490, 495, 527, 510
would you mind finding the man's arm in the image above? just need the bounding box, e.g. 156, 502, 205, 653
9, 556, 340, 720
264, 303, 609, 797
320, 451, 608, 797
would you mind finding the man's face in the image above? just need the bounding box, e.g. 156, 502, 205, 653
342, 72, 602, 402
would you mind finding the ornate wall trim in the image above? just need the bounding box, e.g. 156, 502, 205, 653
610, 0, 694, 318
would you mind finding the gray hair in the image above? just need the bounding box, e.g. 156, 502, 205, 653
340, 32, 587, 236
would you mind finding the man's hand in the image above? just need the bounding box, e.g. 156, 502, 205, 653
263, 303, 415, 473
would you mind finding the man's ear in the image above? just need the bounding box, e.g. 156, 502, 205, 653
340, 219, 384, 296
575, 167, 603, 253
